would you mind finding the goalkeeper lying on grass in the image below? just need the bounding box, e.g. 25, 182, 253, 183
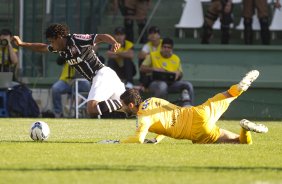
99, 70, 268, 144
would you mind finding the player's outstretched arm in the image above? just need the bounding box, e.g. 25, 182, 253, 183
13, 36, 49, 52
94, 34, 121, 52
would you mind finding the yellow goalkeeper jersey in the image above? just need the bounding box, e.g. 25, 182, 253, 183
120, 93, 227, 144
120, 97, 194, 143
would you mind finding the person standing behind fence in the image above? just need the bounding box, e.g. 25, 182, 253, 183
242, 0, 281, 45
107, 27, 136, 89
201, 0, 233, 44
114, 0, 151, 43
0, 29, 19, 80
140, 37, 194, 107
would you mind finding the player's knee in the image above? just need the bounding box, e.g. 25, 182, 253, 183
87, 100, 99, 116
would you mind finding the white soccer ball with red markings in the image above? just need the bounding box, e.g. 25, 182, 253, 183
30, 121, 50, 141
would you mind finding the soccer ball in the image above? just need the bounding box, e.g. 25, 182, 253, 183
30, 121, 50, 141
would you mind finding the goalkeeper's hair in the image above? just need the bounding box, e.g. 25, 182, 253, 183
45, 23, 69, 39
120, 89, 143, 107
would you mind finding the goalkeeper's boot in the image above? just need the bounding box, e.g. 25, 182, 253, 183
238, 70, 260, 92
240, 119, 268, 133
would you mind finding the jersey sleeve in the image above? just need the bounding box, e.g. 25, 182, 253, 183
73, 34, 96, 46
120, 116, 151, 143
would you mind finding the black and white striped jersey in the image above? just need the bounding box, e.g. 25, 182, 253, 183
48, 34, 105, 82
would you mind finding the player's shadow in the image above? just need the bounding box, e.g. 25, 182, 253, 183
1, 165, 282, 172
0, 140, 97, 144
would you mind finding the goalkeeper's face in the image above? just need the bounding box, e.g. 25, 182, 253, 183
120, 100, 137, 117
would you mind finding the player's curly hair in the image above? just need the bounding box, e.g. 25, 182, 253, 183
45, 23, 69, 39
120, 89, 143, 107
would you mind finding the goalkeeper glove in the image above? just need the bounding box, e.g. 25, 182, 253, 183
144, 138, 157, 144
97, 140, 120, 144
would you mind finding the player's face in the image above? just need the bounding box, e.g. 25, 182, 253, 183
161, 44, 173, 58
47, 37, 66, 51
120, 100, 136, 117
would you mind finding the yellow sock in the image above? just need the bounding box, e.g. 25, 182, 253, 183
239, 128, 252, 144
228, 84, 243, 97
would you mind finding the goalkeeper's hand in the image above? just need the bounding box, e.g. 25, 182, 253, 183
97, 140, 120, 144
144, 138, 158, 144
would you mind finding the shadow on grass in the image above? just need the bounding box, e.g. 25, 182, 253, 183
1, 165, 282, 172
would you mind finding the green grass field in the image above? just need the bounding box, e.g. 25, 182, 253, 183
0, 118, 282, 184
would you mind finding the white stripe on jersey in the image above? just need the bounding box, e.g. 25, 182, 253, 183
85, 61, 94, 74
77, 64, 91, 81
93, 34, 97, 45
74, 34, 93, 41
71, 37, 81, 55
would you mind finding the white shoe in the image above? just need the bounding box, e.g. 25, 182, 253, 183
240, 119, 268, 133
238, 70, 260, 91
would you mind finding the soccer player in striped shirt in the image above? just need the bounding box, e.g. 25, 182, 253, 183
100, 70, 268, 144
13, 23, 125, 117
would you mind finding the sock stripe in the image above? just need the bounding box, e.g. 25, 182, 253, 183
105, 100, 112, 112
97, 104, 102, 115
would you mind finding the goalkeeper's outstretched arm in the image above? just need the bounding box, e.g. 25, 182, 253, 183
144, 135, 165, 144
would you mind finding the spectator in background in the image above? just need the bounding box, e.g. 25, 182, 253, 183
52, 56, 90, 118
138, 26, 162, 66
107, 27, 136, 89
138, 26, 162, 88
0, 29, 19, 80
140, 37, 194, 107
201, 0, 233, 44
242, 0, 281, 45
114, 0, 151, 43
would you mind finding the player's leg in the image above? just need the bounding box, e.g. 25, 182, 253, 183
239, 119, 268, 144
215, 129, 240, 144
87, 67, 125, 117
192, 70, 260, 143
216, 119, 268, 144
228, 69, 259, 97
